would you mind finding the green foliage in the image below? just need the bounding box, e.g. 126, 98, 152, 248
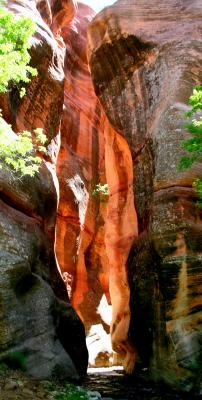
0, 6, 37, 92
0, 5, 47, 177
92, 183, 109, 202
179, 86, 202, 208
193, 179, 202, 209
0, 362, 8, 374
0, 115, 46, 176
186, 86, 202, 116
19, 87, 26, 98
5, 352, 27, 371
45, 382, 90, 400
54, 385, 89, 400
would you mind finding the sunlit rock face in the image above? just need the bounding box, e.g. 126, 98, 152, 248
88, 0, 202, 391
55, 2, 113, 367
55, 1, 138, 370
0, 0, 87, 379
103, 120, 138, 372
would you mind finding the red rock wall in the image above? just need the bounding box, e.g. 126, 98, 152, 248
2, 0, 201, 391
55, 2, 139, 370
88, 0, 202, 392
55, 2, 112, 366
1, 0, 138, 377
0, 0, 88, 379
103, 120, 138, 372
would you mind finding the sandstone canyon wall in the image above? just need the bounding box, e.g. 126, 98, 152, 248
88, 0, 202, 392
55, 1, 137, 372
0, 0, 88, 379
55, 0, 150, 373
55, 2, 112, 368
0, 0, 201, 393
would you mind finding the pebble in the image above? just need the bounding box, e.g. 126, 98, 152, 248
4, 379, 19, 390
89, 397, 101, 400
17, 380, 24, 388
88, 390, 102, 399
22, 387, 34, 395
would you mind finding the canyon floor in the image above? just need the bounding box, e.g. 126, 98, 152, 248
0, 366, 200, 400
0, 367, 50, 400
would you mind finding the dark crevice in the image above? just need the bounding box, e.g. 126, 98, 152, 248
0, 192, 42, 224
90, 36, 155, 96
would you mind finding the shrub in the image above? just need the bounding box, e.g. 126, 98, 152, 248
45, 382, 90, 400
4, 351, 27, 371
0, 119, 46, 176
92, 183, 109, 202
179, 86, 202, 208
0, 3, 47, 176
0, 4, 37, 93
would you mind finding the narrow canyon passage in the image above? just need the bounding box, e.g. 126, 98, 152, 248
82, 368, 198, 400
103, 120, 138, 372
55, 2, 138, 372
0, 1, 201, 397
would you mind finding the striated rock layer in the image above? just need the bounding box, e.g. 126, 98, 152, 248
1, 0, 201, 390
55, 2, 112, 367
55, 1, 138, 370
103, 120, 138, 372
88, 0, 202, 392
0, 0, 88, 379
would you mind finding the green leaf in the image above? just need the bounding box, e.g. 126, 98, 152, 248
0, 6, 37, 92
20, 87, 26, 98
0, 115, 47, 177
0, 6, 49, 177
178, 86, 202, 208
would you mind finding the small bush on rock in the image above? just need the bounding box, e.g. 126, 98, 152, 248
92, 183, 109, 202
179, 86, 202, 208
0, 3, 47, 176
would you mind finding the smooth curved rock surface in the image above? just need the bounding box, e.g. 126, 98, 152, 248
1, 0, 201, 390
103, 120, 138, 373
88, 0, 202, 392
55, 2, 137, 370
55, 2, 113, 367
0, 0, 87, 379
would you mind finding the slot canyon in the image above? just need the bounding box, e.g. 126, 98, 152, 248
0, 0, 201, 399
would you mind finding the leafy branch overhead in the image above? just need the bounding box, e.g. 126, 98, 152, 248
0, 6, 37, 92
179, 86, 202, 208
0, 5, 47, 176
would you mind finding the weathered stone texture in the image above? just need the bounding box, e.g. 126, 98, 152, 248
55, 2, 113, 367
103, 120, 138, 373
0, 0, 87, 379
1, 0, 201, 390
55, 2, 138, 370
88, 0, 202, 391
